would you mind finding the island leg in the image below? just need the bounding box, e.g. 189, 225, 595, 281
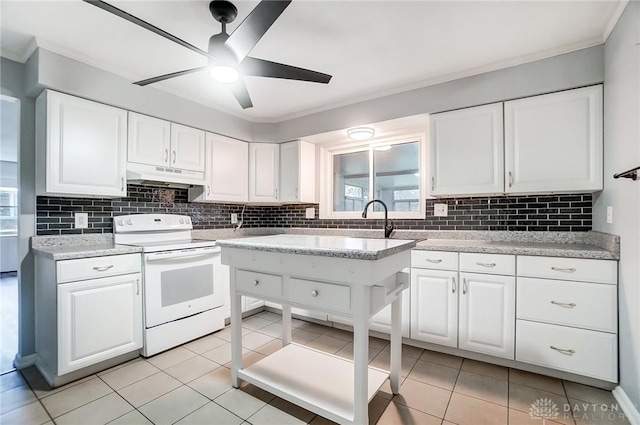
229, 267, 243, 388
281, 304, 292, 346
352, 285, 370, 425
390, 293, 402, 394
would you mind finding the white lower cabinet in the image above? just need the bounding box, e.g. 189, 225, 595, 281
58, 273, 142, 375
458, 272, 515, 359
243, 297, 265, 312
410, 268, 457, 347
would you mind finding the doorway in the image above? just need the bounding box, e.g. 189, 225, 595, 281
1, 94, 20, 373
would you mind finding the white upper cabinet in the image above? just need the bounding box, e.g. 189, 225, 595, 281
191, 133, 248, 203
504, 85, 603, 193
249, 143, 280, 203
128, 113, 205, 172
280, 140, 316, 203
430, 103, 504, 196
127, 112, 171, 168
36, 90, 127, 198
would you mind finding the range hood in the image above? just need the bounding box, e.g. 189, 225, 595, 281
126, 162, 206, 188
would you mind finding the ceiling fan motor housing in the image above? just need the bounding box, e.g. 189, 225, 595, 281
209, 1, 238, 24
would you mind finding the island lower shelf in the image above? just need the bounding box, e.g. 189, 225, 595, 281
238, 343, 389, 424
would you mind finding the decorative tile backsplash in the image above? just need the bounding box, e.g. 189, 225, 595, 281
36, 185, 593, 235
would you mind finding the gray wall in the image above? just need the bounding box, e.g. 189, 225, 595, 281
1, 57, 37, 358
593, 0, 640, 408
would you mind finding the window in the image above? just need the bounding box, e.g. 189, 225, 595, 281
0, 187, 18, 237
322, 134, 425, 219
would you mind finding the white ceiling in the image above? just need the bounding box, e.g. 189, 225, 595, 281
0, 0, 625, 123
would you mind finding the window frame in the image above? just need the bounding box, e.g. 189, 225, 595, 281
320, 133, 427, 220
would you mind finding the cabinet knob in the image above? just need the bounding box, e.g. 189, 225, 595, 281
311, 290, 318, 297
253, 280, 259, 286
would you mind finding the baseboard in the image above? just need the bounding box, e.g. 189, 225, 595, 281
13, 353, 37, 369
613, 386, 640, 425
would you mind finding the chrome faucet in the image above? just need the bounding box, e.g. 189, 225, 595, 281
362, 199, 395, 238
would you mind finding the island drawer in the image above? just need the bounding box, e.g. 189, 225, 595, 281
287, 278, 351, 314
517, 256, 617, 284
460, 253, 515, 275
516, 320, 617, 382
517, 277, 617, 333
57, 253, 141, 284
411, 250, 458, 271
236, 270, 283, 298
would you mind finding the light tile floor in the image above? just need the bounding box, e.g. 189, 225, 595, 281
0, 311, 629, 425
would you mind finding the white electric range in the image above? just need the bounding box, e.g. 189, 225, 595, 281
114, 214, 225, 357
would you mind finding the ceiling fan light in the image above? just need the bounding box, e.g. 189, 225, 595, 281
210, 65, 239, 83
347, 127, 375, 141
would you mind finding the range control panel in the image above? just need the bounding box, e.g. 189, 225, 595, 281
113, 214, 192, 233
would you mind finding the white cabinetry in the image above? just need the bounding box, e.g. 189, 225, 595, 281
430, 103, 504, 196
515, 255, 618, 382
190, 133, 248, 203
410, 250, 515, 360
280, 140, 316, 203
36, 90, 127, 198
170, 123, 206, 172
35, 253, 142, 386
429, 85, 603, 197
249, 143, 280, 203
504, 85, 603, 193
127, 112, 171, 168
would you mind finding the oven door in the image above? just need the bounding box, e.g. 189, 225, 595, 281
143, 246, 223, 328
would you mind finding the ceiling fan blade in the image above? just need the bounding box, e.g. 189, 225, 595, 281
134, 66, 208, 86
225, 1, 291, 62
82, 0, 210, 58
240, 57, 332, 84
230, 80, 253, 109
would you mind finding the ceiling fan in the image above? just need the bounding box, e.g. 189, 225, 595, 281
82, 0, 332, 109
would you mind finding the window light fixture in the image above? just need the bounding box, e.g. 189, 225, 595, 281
347, 126, 375, 141
210, 65, 239, 83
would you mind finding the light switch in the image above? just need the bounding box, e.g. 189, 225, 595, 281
74, 213, 88, 229
433, 203, 448, 217
305, 207, 315, 219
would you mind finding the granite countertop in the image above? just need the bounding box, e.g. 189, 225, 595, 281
216, 234, 416, 260
415, 239, 618, 260
31, 243, 143, 261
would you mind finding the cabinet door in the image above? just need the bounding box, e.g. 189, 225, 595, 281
128, 112, 171, 167
410, 269, 458, 347
243, 297, 265, 312
58, 273, 142, 375
170, 123, 206, 172
369, 289, 410, 338
504, 85, 603, 193
38, 90, 127, 197
458, 272, 515, 359
207, 133, 248, 202
249, 143, 279, 202
430, 103, 504, 196
280, 140, 316, 203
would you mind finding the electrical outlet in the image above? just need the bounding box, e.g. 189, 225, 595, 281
305, 207, 315, 219
231, 213, 238, 224
74, 212, 88, 229
433, 203, 448, 217
606, 206, 613, 224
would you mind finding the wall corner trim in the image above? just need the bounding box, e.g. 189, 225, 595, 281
13, 353, 37, 370
613, 386, 640, 425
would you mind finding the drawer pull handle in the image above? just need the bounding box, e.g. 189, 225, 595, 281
311, 290, 318, 297
452, 277, 456, 293
550, 346, 575, 355
462, 278, 468, 295
426, 259, 443, 263
550, 301, 576, 308
93, 265, 114, 272
253, 280, 259, 286
551, 267, 576, 273
476, 262, 496, 267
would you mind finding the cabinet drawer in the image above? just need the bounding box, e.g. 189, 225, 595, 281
287, 278, 351, 314
460, 253, 515, 275
57, 253, 141, 283
411, 250, 458, 271
516, 320, 617, 382
517, 277, 617, 333
236, 270, 282, 298
517, 256, 617, 284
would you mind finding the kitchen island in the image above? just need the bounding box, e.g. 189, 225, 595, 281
217, 235, 416, 425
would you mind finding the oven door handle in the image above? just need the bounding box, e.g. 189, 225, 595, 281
145, 249, 220, 262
